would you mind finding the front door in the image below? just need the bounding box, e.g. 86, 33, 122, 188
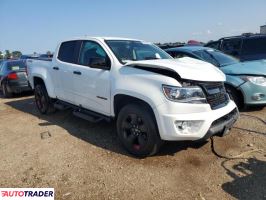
71, 40, 112, 115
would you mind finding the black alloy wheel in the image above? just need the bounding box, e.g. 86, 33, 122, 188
34, 84, 54, 114
121, 113, 149, 151
117, 104, 163, 157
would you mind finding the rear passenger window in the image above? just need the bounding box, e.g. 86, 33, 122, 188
222, 39, 242, 56
58, 41, 79, 63
242, 38, 266, 55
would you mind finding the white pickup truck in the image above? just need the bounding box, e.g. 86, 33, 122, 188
27, 37, 238, 157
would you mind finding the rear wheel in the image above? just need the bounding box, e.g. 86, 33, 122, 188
2, 83, 12, 98
117, 104, 163, 157
34, 84, 55, 114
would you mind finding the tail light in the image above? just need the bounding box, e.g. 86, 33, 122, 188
7, 72, 18, 80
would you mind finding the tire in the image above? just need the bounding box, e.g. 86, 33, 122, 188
34, 84, 55, 114
225, 85, 244, 109
2, 83, 12, 98
117, 103, 163, 157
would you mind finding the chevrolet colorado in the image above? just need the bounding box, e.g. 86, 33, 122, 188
27, 37, 238, 157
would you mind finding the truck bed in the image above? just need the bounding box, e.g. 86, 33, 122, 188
26, 58, 53, 89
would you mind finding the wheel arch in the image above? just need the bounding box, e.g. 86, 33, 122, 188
33, 76, 45, 87
113, 94, 158, 125
32, 75, 55, 98
224, 82, 245, 106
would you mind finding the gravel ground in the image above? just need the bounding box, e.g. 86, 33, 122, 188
0, 93, 265, 200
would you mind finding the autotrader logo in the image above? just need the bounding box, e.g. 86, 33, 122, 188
0, 188, 54, 199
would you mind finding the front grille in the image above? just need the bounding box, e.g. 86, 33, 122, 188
197, 82, 229, 110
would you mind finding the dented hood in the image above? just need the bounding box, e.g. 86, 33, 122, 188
221, 60, 266, 76
126, 57, 226, 82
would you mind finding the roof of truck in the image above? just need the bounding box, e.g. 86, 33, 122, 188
71, 36, 143, 42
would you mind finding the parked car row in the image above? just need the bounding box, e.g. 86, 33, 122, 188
205, 33, 266, 61
0, 53, 54, 97
0, 59, 32, 97
166, 46, 266, 108
20, 53, 53, 60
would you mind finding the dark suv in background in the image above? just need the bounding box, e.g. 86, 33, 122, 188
205, 33, 266, 61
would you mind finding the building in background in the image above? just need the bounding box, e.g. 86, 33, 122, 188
260, 25, 266, 34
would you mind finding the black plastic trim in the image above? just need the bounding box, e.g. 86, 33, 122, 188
54, 99, 111, 122
199, 108, 239, 141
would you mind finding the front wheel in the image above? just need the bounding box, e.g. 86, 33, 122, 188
34, 84, 55, 114
117, 104, 163, 157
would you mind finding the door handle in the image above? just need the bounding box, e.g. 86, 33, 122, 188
73, 71, 82, 75
53, 66, 59, 70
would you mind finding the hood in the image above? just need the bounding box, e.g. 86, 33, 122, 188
221, 60, 266, 76
125, 57, 225, 82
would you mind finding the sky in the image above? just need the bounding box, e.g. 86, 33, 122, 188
0, 0, 266, 54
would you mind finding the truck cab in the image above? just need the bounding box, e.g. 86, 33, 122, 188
27, 37, 238, 157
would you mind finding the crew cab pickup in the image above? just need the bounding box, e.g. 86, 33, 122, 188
27, 37, 238, 157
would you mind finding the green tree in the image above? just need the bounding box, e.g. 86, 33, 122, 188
11, 51, 22, 59
4, 50, 11, 59
0, 51, 3, 59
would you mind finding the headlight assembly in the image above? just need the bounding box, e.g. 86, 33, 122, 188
241, 76, 266, 86
162, 85, 207, 103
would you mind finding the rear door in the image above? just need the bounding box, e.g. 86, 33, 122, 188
71, 40, 112, 115
54, 40, 81, 104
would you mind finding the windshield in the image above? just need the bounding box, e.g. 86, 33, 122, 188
105, 40, 172, 63
194, 49, 239, 67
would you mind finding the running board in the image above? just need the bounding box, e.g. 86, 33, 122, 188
53, 100, 111, 123
73, 110, 104, 123
54, 102, 69, 110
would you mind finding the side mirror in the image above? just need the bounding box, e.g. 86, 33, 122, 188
89, 57, 110, 70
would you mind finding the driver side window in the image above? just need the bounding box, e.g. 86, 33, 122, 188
78, 41, 109, 68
